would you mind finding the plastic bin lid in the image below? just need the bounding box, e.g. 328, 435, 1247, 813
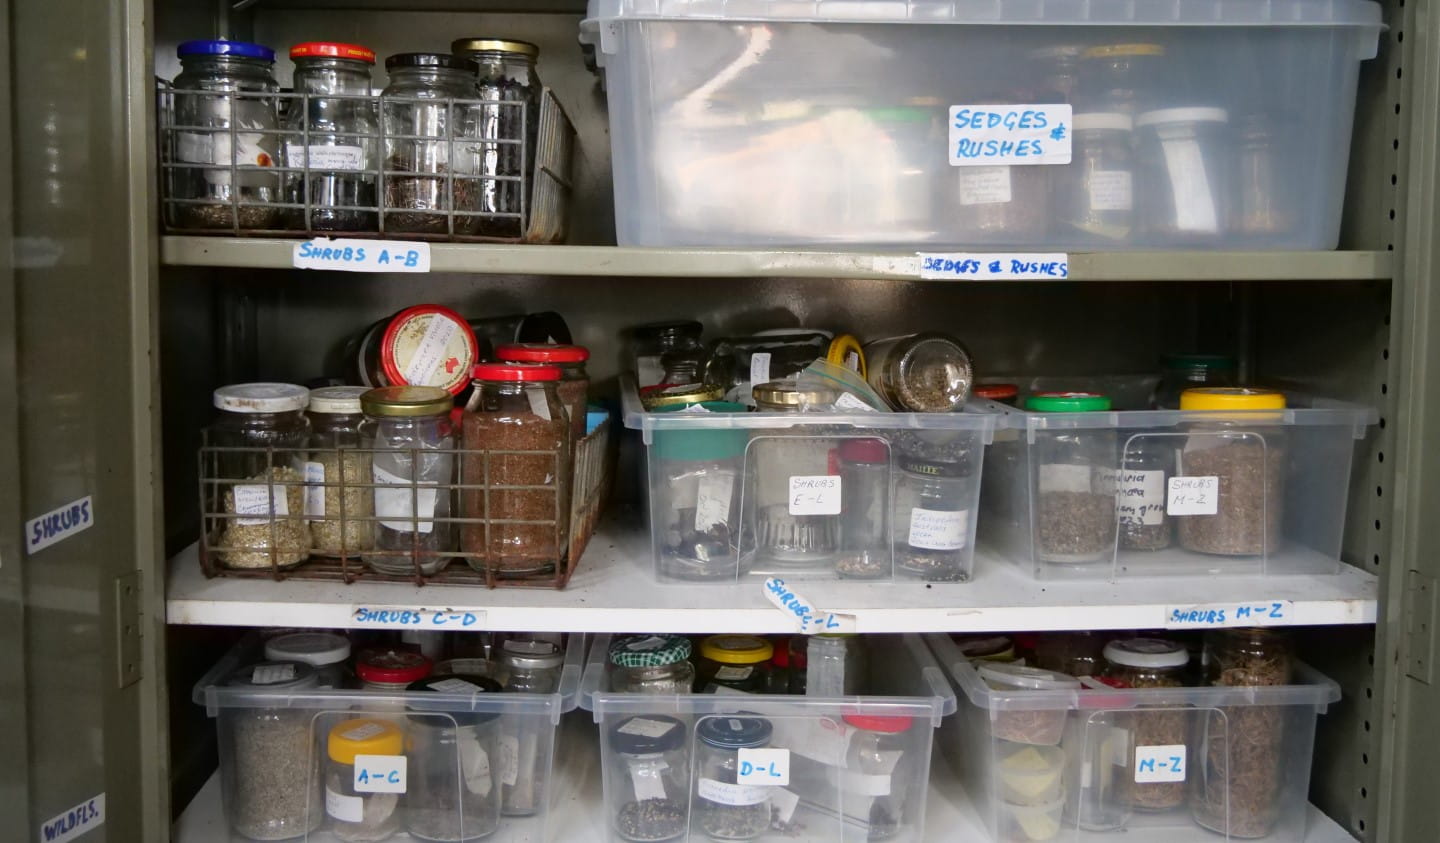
698, 715, 773, 749
977, 662, 1082, 691
611, 715, 687, 754
651, 402, 750, 461
226, 660, 318, 690
699, 635, 774, 664
214, 383, 309, 414
406, 674, 504, 725
1103, 638, 1190, 669
264, 632, 352, 667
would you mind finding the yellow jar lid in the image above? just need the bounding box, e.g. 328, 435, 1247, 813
1083, 43, 1165, 59
328, 718, 404, 765
699, 634, 774, 664
641, 383, 726, 410
1179, 387, 1286, 411
361, 385, 453, 417
826, 334, 867, 379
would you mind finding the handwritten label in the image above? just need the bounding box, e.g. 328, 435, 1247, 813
1162, 139, 1219, 233
1165, 600, 1294, 629
919, 252, 1069, 281
834, 392, 878, 413
1167, 475, 1219, 516
354, 754, 407, 794
26, 495, 93, 557
958, 166, 1012, 205
352, 606, 484, 628
293, 238, 431, 273
788, 475, 842, 516
763, 577, 857, 634
695, 471, 736, 531
907, 508, 968, 550
326, 787, 364, 822
304, 461, 326, 519
1133, 745, 1186, 783
38, 793, 104, 843
949, 104, 1072, 166
750, 352, 772, 389
498, 734, 520, 787
738, 748, 790, 786
1118, 470, 1166, 526
232, 484, 288, 526
698, 778, 770, 806
771, 787, 800, 824
630, 758, 670, 802
373, 463, 437, 533
428, 677, 484, 694
402, 314, 462, 387
619, 718, 678, 739
251, 663, 296, 685
716, 665, 753, 681
1090, 170, 1134, 211
1039, 463, 1093, 494
285, 143, 364, 171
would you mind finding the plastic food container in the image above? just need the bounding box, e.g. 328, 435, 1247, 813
585, 0, 1383, 249
973, 377, 1375, 579
976, 663, 1082, 747
928, 633, 1341, 843
583, 634, 955, 842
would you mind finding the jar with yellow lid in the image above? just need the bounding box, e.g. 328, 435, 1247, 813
826, 334, 866, 378
1078, 43, 1167, 115
1176, 388, 1287, 557
359, 386, 457, 576
750, 379, 843, 571
695, 635, 774, 693
450, 38, 541, 238
325, 718, 405, 840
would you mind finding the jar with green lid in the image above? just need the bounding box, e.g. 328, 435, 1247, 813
750, 380, 843, 571
609, 635, 695, 694
650, 402, 752, 581
359, 386, 457, 576
863, 333, 973, 413
695, 635, 773, 693
1026, 392, 1118, 566
1102, 638, 1191, 812
307, 385, 372, 558
1152, 353, 1237, 409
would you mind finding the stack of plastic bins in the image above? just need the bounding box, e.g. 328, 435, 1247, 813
972, 380, 1376, 580
926, 633, 1341, 843
581, 633, 956, 842
193, 632, 584, 842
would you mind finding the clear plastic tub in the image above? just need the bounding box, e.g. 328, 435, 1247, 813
582, 634, 956, 843
623, 378, 996, 583
193, 632, 583, 842
927, 633, 1342, 843
973, 379, 1375, 579
585, 0, 1383, 249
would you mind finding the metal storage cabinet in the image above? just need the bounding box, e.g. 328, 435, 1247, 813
0, 0, 1433, 839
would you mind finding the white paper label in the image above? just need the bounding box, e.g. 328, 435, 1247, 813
428, 677, 484, 694
763, 577, 858, 635
1039, 464, 1093, 495
293, 238, 431, 273
373, 463, 437, 533
844, 351, 860, 371
499, 734, 520, 787
354, 754, 407, 794
958, 166, 1013, 205
716, 665, 753, 681
771, 716, 855, 766
232, 484, 289, 526
251, 663, 296, 685
526, 387, 552, 421
38, 793, 105, 843
771, 787, 800, 825
949, 104, 1073, 165
180, 128, 273, 185
1133, 745, 1186, 783
1117, 469, 1166, 526
918, 252, 1069, 281
738, 748, 790, 786
636, 358, 664, 389
342, 722, 387, 741
630, 759, 670, 802
749, 352, 772, 389
326, 787, 365, 823
619, 718, 679, 739
25, 495, 94, 556
1161, 139, 1219, 233
352, 606, 483, 628
834, 392, 879, 412
697, 778, 771, 806
1167, 475, 1219, 516
838, 769, 894, 797
907, 508, 968, 550
695, 471, 736, 532
1165, 600, 1294, 628
1089, 170, 1134, 211
285, 143, 365, 171
461, 738, 492, 797
304, 461, 326, 519
788, 475, 842, 515
175, 132, 213, 164
403, 314, 462, 387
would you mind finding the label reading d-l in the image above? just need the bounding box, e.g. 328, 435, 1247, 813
39, 794, 104, 843
26, 496, 94, 557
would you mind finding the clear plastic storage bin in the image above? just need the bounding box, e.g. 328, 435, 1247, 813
974, 380, 1375, 579
926, 633, 1341, 843
582, 633, 955, 843
623, 380, 996, 583
193, 632, 583, 842
585, 0, 1383, 249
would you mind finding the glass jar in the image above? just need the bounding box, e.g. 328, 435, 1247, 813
496, 637, 565, 693
632, 320, 704, 391
491, 638, 567, 813
1078, 43, 1167, 115
170, 40, 282, 230
1192, 629, 1294, 837
1033, 631, 1108, 678
836, 438, 892, 580
695, 635, 773, 693
325, 718, 404, 841
608, 635, 694, 694
380, 52, 485, 236
893, 450, 977, 583
1135, 107, 1232, 245
750, 380, 843, 570
264, 631, 352, 689
360, 386, 457, 576
283, 42, 379, 232
461, 363, 570, 577
1153, 353, 1237, 410
841, 714, 920, 840
650, 402, 751, 581
705, 331, 831, 407
1055, 112, 1134, 244
208, 383, 312, 570
863, 333, 973, 412
1026, 393, 1118, 565
1117, 432, 1175, 552
764, 637, 805, 694
806, 634, 864, 697
608, 715, 689, 842
356, 647, 433, 692
1102, 638, 1191, 812
1029, 44, 1086, 102
450, 39, 541, 238
308, 386, 373, 558
218, 661, 323, 840
694, 716, 774, 840
404, 675, 505, 841
1235, 113, 1295, 239
953, 159, 1049, 243
496, 343, 591, 443
1176, 388, 1287, 557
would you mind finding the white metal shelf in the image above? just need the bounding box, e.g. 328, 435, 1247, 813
165, 521, 1378, 633
160, 236, 1395, 281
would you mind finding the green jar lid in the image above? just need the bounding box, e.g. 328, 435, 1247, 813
1025, 392, 1112, 412
609, 634, 693, 669
652, 401, 749, 461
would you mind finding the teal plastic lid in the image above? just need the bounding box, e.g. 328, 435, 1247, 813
652, 401, 749, 461
1025, 392, 1112, 412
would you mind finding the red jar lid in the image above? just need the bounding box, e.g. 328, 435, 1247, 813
379, 305, 479, 396
974, 383, 1019, 401
290, 42, 376, 63
842, 713, 914, 733
496, 343, 590, 364
471, 362, 562, 382
356, 649, 432, 684
837, 438, 889, 464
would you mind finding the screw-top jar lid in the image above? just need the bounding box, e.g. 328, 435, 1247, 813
328, 718, 404, 765
496, 343, 591, 364
609, 634, 692, 669
290, 42, 376, 63
380, 305, 479, 396
360, 385, 453, 418
264, 631, 352, 667
1083, 43, 1165, 59
355, 648, 433, 684
977, 662, 1083, 691
214, 383, 309, 414
385, 52, 468, 71
954, 634, 1015, 660
308, 385, 368, 415
974, 384, 1019, 402
898, 454, 967, 478
451, 38, 540, 58
501, 637, 566, 670
1180, 387, 1286, 411
1025, 392, 1111, 412
226, 660, 318, 690
699, 635, 774, 665
1073, 112, 1133, 133
611, 715, 687, 755
1103, 638, 1190, 669
698, 715, 773, 749
752, 379, 842, 409
652, 401, 749, 462
1136, 107, 1230, 128
178, 40, 275, 62
842, 713, 914, 733
471, 362, 563, 382
406, 674, 504, 724
641, 383, 727, 410
838, 438, 889, 465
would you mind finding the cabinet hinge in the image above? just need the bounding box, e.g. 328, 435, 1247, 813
114, 571, 142, 689
1404, 569, 1436, 684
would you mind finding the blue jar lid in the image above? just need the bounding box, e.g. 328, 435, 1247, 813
697, 715, 773, 749
178, 40, 276, 62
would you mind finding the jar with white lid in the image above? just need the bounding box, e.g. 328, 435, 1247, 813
360, 386, 457, 576
264, 631, 352, 688
1026, 392, 1118, 566
976, 662, 1081, 746
218, 660, 324, 839
307, 386, 372, 558
1054, 112, 1134, 244
1135, 107, 1231, 245
607, 715, 690, 842
1102, 638, 1191, 811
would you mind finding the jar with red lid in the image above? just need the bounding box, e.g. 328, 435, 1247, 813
353, 305, 480, 396
496, 343, 591, 442
974, 383, 1019, 407
461, 363, 570, 577
836, 437, 892, 580
282, 42, 379, 232
839, 713, 921, 840
356, 647, 433, 692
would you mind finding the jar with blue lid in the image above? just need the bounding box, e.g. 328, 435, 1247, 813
694, 716, 774, 840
